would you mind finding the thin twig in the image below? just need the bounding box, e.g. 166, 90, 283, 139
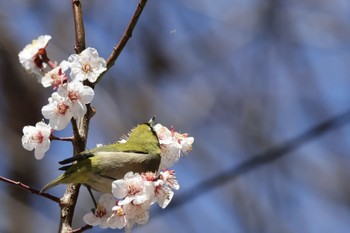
70, 118, 81, 141
69, 224, 93, 233
50, 135, 74, 142
107, 0, 148, 67
94, 0, 148, 85
72, 0, 86, 54
0, 176, 60, 203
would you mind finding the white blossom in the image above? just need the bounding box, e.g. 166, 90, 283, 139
153, 124, 194, 170
57, 81, 94, 119
41, 61, 69, 89
123, 201, 151, 227
22, 122, 51, 159
68, 47, 106, 83
83, 194, 116, 229
107, 205, 127, 229
84, 170, 181, 231
41, 92, 73, 130
112, 172, 153, 206
160, 170, 179, 190
18, 35, 51, 79
154, 180, 174, 209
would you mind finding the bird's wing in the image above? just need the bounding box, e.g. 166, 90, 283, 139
58, 152, 94, 165
92, 151, 160, 180
58, 143, 126, 165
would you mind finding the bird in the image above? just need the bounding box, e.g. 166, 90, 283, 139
41, 118, 161, 194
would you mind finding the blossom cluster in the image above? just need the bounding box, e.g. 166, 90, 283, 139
154, 123, 194, 170
19, 35, 195, 233
20, 35, 106, 159
83, 125, 194, 231
83, 170, 179, 230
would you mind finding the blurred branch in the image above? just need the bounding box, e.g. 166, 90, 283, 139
0, 176, 60, 203
159, 109, 350, 215
95, 0, 148, 85
72, 0, 86, 54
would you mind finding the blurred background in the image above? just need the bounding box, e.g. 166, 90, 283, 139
1, 0, 350, 232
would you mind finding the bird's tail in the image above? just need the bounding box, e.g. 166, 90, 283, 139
40, 174, 65, 193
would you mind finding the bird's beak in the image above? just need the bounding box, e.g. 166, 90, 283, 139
148, 116, 156, 126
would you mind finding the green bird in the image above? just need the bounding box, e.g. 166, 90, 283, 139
41, 118, 161, 194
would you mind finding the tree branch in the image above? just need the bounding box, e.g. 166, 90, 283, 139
94, 0, 148, 85
59, 184, 81, 233
58, 0, 146, 231
72, 0, 86, 54
57, 1, 89, 232
0, 176, 60, 203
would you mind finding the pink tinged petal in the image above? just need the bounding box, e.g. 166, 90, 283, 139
51, 112, 72, 130
42, 101, 72, 130
135, 210, 149, 225
42, 66, 67, 89
22, 122, 51, 159
63, 82, 94, 119
155, 185, 174, 209
59, 60, 70, 71
108, 206, 126, 229
71, 101, 87, 119
80, 85, 95, 104
41, 103, 56, 119
99, 219, 111, 229
22, 135, 36, 151
160, 170, 180, 190
57, 84, 69, 97
22, 125, 36, 135
68, 47, 106, 83
42, 93, 73, 130
112, 179, 128, 199
123, 202, 151, 227
34, 139, 51, 160
83, 194, 117, 229
35, 122, 52, 137
113, 172, 152, 206
18, 35, 51, 78
22, 126, 37, 150
98, 194, 116, 209
123, 202, 151, 221
118, 196, 133, 206
108, 216, 126, 229
83, 212, 101, 226
36, 35, 52, 48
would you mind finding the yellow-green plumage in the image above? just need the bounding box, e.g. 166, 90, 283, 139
41, 121, 161, 193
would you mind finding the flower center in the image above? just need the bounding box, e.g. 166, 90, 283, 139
33, 48, 48, 69
31, 131, 44, 143
56, 103, 69, 115
68, 91, 78, 101
113, 207, 125, 217
83, 63, 92, 73
95, 204, 107, 218
51, 69, 67, 88
128, 184, 143, 196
